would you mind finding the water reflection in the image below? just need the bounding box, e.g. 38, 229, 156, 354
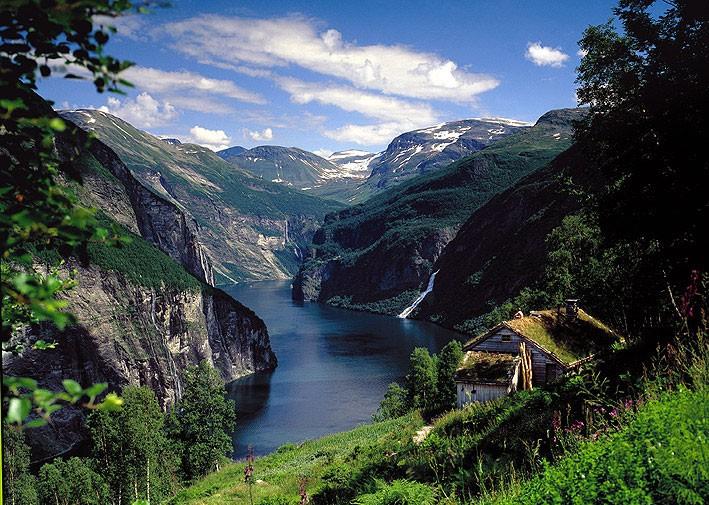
224, 281, 462, 457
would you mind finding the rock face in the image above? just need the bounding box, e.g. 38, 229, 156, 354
4, 119, 276, 461
293, 109, 585, 316
416, 142, 600, 331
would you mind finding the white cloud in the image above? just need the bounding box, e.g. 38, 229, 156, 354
187, 125, 231, 151
577, 48, 588, 58
123, 66, 265, 104
245, 127, 273, 141
525, 42, 569, 68
276, 77, 438, 124
323, 122, 417, 146
160, 15, 499, 102
99, 92, 177, 128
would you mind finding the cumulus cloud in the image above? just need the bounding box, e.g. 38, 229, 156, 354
160, 15, 499, 102
187, 125, 231, 151
99, 92, 177, 128
577, 48, 588, 58
123, 66, 265, 104
525, 42, 569, 67
246, 127, 273, 141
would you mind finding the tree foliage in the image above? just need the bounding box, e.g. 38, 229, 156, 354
1, 423, 38, 505
168, 361, 236, 481
575, 0, 708, 336
1, 0, 140, 425
37, 457, 109, 505
87, 386, 179, 505
435, 340, 464, 411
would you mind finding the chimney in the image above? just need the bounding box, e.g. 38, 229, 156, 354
565, 299, 579, 320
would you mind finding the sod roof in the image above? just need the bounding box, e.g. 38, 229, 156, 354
466, 308, 619, 365
455, 351, 518, 384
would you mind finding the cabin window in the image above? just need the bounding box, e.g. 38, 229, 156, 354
501, 333, 511, 342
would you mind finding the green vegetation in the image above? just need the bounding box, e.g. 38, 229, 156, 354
485, 387, 708, 505
1, 0, 136, 429
373, 341, 464, 421
167, 361, 236, 481
169, 413, 424, 505
88, 214, 202, 292
5, 362, 234, 504
299, 108, 580, 311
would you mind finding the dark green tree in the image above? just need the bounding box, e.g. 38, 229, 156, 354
87, 386, 178, 504
372, 383, 410, 421
37, 457, 109, 505
576, 0, 709, 335
1, 423, 38, 505
168, 361, 236, 481
406, 348, 438, 413
435, 340, 464, 411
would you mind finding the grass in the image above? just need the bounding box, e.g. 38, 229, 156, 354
169, 413, 424, 504
482, 386, 709, 505
504, 309, 619, 364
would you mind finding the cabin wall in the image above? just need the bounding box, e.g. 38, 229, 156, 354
456, 382, 508, 407
468, 329, 565, 385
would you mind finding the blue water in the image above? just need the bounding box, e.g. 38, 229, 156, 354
223, 280, 462, 457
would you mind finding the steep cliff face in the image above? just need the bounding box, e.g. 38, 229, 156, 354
294, 109, 584, 315
3, 120, 277, 461
415, 143, 601, 331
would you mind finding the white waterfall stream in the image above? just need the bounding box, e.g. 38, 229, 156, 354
397, 270, 440, 319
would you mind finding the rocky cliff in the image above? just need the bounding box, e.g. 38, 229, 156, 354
4, 119, 276, 461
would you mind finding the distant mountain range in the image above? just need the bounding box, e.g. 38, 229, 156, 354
216, 118, 529, 203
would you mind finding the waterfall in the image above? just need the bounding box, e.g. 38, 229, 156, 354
398, 270, 440, 319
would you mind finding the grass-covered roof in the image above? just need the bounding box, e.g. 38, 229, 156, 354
455, 351, 518, 384
498, 308, 617, 364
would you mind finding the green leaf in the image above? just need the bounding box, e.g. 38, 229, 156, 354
97, 392, 123, 411
62, 379, 83, 397
25, 419, 47, 428
7, 397, 32, 424
85, 382, 108, 402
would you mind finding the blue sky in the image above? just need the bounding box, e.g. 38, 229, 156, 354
39, 0, 620, 155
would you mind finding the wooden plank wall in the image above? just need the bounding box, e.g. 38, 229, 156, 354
468, 328, 564, 385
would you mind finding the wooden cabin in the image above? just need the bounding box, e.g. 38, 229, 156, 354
455, 301, 618, 407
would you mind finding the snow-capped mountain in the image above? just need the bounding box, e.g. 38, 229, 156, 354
365, 118, 529, 190
327, 150, 379, 179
